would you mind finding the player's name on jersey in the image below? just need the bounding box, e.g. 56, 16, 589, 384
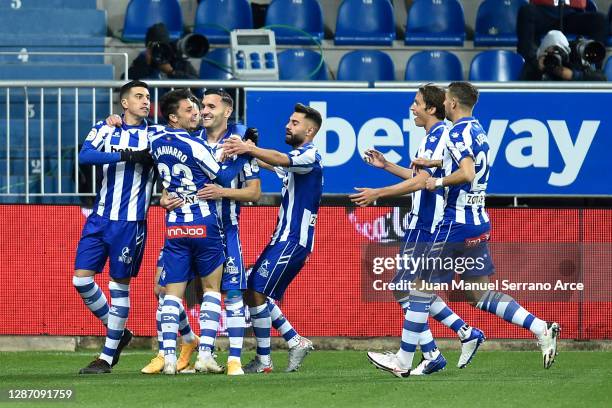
372, 279, 584, 292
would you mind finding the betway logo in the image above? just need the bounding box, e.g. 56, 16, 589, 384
309, 102, 599, 187
167, 225, 207, 238
110, 146, 136, 153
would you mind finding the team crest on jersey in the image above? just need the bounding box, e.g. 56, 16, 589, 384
258, 260, 271, 278
118, 247, 133, 264
226, 257, 239, 275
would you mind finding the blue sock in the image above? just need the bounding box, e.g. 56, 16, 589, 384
268, 299, 300, 348
429, 295, 471, 340
99, 281, 130, 365
198, 292, 222, 356
161, 295, 181, 361
397, 291, 435, 369
249, 303, 271, 364
225, 294, 246, 362
73, 276, 109, 325
477, 291, 546, 336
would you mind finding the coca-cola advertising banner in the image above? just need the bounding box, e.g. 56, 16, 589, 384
1, 205, 610, 339
245, 88, 610, 196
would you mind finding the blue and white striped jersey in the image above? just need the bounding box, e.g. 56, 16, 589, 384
149, 125, 246, 224
409, 121, 447, 233
270, 142, 323, 251
441, 117, 491, 225
197, 124, 260, 226
82, 120, 154, 221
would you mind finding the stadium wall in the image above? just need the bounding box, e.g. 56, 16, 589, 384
1, 205, 610, 340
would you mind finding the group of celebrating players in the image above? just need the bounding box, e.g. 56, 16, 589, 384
70, 78, 559, 379
72, 81, 322, 375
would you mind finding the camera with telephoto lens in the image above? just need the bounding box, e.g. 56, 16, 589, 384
150, 33, 209, 68
570, 38, 606, 68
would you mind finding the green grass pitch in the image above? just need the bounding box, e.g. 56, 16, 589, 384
0, 350, 610, 407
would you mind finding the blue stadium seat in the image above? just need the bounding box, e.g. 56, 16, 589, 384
277, 49, 328, 80
194, 0, 253, 44
404, 50, 463, 81
265, 0, 324, 45
122, 0, 183, 42
604, 57, 612, 80
405, 0, 465, 46
0, 9, 106, 38
199, 48, 233, 80
0, 0, 96, 9
0, 64, 114, 80
474, 0, 527, 46
469, 50, 524, 81
337, 50, 394, 81
334, 0, 395, 45
0, 46, 105, 64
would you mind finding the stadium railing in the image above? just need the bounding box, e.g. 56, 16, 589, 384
0, 79, 611, 205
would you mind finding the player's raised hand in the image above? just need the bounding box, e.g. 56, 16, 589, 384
105, 114, 123, 127
349, 187, 380, 207
160, 191, 183, 211
223, 135, 250, 156
363, 149, 387, 169
196, 183, 225, 200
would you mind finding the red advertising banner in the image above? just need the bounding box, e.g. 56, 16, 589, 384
0, 205, 610, 339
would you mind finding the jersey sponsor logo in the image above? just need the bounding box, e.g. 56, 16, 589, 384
110, 146, 138, 153
225, 256, 239, 274
118, 247, 133, 264
258, 259, 271, 278
465, 193, 486, 206
166, 225, 207, 239
465, 232, 490, 248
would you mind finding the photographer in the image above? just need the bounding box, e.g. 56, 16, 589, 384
519, 30, 607, 81
128, 23, 201, 81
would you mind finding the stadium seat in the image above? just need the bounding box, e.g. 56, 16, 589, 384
405, 0, 465, 46
404, 50, 463, 81
604, 57, 612, 80
336, 50, 394, 81
469, 50, 524, 81
0, 64, 114, 80
0, 46, 105, 64
0, 9, 106, 38
474, 0, 527, 46
0, 0, 96, 9
264, 0, 324, 45
199, 48, 233, 80
122, 0, 183, 42
334, 0, 395, 46
194, 0, 253, 44
277, 49, 328, 80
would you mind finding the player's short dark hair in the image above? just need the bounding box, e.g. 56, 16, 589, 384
160, 89, 194, 122
119, 80, 149, 101
447, 81, 479, 109
189, 95, 202, 110
204, 88, 233, 108
418, 83, 445, 120
294, 103, 322, 129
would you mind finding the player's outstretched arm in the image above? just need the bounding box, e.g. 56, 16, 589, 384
363, 149, 413, 180
197, 179, 261, 202
425, 157, 475, 191
349, 171, 430, 206
223, 136, 290, 167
